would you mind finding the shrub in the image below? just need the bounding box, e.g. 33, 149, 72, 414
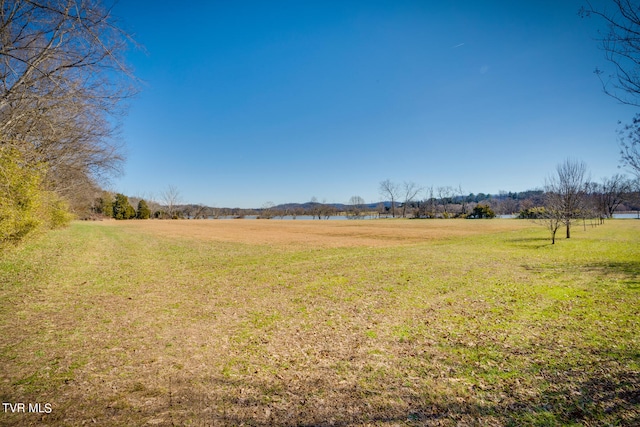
93, 192, 114, 217
518, 207, 546, 219
469, 204, 496, 219
0, 148, 43, 243
0, 148, 75, 248
41, 191, 74, 229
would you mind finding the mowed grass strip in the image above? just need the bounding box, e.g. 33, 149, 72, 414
0, 219, 638, 426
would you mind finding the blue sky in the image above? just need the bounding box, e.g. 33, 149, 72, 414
112, 0, 635, 208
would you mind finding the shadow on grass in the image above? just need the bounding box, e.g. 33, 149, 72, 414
194, 371, 636, 426
48, 362, 636, 426
507, 237, 553, 249
583, 261, 640, 289
596, 261, 640, 276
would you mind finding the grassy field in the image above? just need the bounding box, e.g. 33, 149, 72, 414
0, 219, 638, 426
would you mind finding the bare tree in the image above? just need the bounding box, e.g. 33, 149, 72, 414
145, 194, 162, 219
347, 195, 366, 219
260, 201, 275, 219
210, 206, 222, 219
379, 179, 400, 218
291, 206, 304, 219
321, 198, 336, 219
580, 0, 640, 106
544, 159, 590, 239
192, 204, 209, 219
400, 181, 422, 218
426, 186, 437, 218
593, 174, 634, 218
161, 185, 181, 219
276, 208, 288, 220
629, 178, 640, 217
617, 116, 640, 178
1, 0, 138, 212
581, 1, 640, 178
457, 185, 468, 216
418, 186, 437, 218
536, 206, 564, 245
310, 196, 322, 219
496, 191, 519, 216
436, 186, 454, 218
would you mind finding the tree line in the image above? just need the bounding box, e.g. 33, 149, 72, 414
91, 191, 345, 221
90, 169, 639, 232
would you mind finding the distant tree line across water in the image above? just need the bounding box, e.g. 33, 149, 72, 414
89, 172, 639, 230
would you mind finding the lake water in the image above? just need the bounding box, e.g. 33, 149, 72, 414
613, 213, 640, 219
202, 213, 639, 220
207, 215, 378, 220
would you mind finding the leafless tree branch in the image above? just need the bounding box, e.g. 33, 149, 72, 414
581, 0, 640, 105
0, 0, 138, 213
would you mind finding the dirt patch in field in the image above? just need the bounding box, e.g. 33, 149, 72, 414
107, 219, 531, 248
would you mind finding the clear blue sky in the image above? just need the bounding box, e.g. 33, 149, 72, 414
112, 0, 635, 208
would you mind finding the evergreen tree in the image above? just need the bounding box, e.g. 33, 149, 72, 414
136, 200, 151, 219
125, 203, 136, 219
112, 193, 134, 220
470, 204, 496, 219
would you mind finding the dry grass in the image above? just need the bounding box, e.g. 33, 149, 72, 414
109, 218, 532, 248
0, 219, 638, 426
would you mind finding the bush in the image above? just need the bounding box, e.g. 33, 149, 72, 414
518, 207, 546, 219
42, 191, 74, 229
0, 148, 74, 246
93, 192, 114, 217
469, 204, 496, 219
0, 148, 43, 243
0, 148, 73, 245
